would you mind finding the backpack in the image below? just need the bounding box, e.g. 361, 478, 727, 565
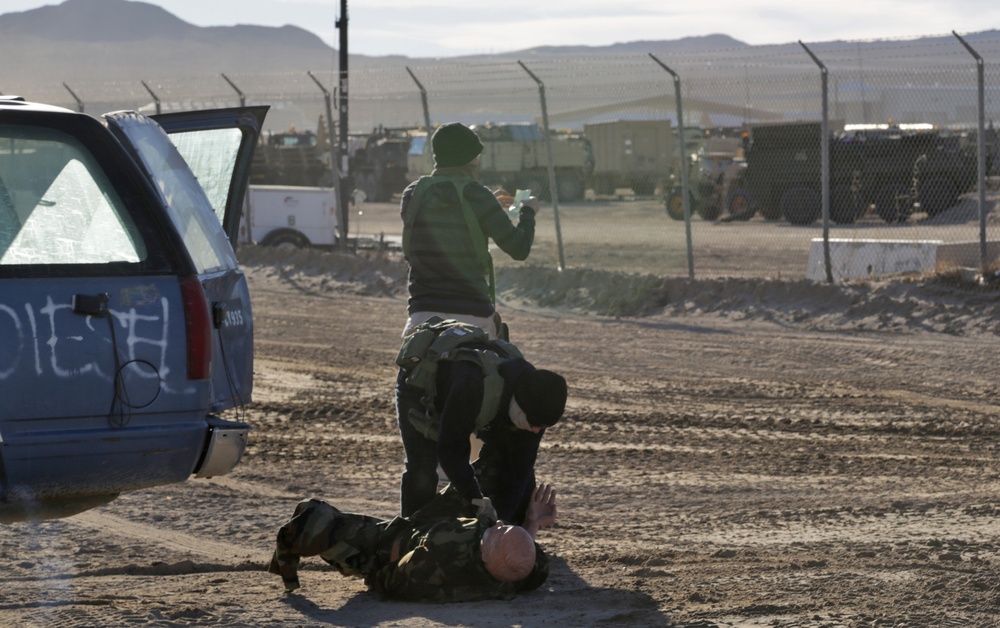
396, 316, 523, 440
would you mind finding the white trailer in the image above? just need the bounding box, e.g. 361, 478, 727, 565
239, 185, 338, 248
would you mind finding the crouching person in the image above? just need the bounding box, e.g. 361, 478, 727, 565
395, 317, 568, 522
268, 483, 558, 603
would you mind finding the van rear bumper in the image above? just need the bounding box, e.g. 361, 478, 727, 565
194, 416, 250, 478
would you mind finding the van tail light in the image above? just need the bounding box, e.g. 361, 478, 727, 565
179, 276, 211, 380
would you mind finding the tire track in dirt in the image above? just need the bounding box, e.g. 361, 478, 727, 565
68, 511, 261, 564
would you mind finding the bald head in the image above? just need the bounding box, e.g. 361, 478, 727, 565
480, 523, 536, 582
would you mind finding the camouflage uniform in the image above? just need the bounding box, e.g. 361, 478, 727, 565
268, 490, 549, 603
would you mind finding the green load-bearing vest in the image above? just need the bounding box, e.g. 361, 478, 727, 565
403, 174, 496, 303
396, 316, 523, 441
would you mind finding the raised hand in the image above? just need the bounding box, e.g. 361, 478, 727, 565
524, 483, 557, 538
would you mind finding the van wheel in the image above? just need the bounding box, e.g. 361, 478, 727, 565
268, 233, 306, 250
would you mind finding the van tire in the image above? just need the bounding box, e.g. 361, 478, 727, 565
264, 231, 308, 250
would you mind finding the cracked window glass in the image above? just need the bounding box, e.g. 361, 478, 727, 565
0, 125, 145, 265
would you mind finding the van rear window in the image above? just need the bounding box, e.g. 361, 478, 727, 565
0, 125, 146, 265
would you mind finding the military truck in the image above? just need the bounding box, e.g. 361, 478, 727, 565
731, 121, 978, 225
585, 120, 676, 196
666, 136, 747, 221
250, 129, 333, 188
351, 126, 415, 202
407, 122, 595, 202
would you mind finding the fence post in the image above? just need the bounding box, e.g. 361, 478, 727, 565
405, 67, 433, 140
518, 61, 566, 271
799, 41, 834, 283
307, 71, 349, 251
952, 31, 989, 274
62, 83, 84, 113
649, 54, 694, 280
140, 81, 161, 115
220, 74, 246, 107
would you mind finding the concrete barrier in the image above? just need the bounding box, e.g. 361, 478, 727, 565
807, 238, 1000, 281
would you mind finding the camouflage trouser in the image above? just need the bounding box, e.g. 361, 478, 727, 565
267, 498, 402, 592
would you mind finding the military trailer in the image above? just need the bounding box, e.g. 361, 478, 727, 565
731, 121, 978, 225
585, 120, 676, 196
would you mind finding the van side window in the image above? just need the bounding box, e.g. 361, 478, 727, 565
115, 116, 238, 273
169, 127, 244, 225
0, 125, 146, 265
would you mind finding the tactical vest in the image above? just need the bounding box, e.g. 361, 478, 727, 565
403, 174, 496, 303
396, 316, 523, 441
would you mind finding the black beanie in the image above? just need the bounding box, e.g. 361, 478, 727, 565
513, 369, 567, 428
432, 122, 484, 167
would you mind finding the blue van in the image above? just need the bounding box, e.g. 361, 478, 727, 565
0, 98, 268, 522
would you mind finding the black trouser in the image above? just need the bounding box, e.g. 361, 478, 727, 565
396, 368, 441, 517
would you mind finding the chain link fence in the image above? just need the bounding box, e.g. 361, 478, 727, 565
21, 33, 1000, 280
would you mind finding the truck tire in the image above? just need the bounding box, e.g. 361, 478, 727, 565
263, 231, 308, 251
874, 183, 914, 223
665, 191, 688, 221
556, 173, 584, 202
780, 187, 821, 225
726, 187, 754, 221
759, 199, 783, 221
918, 177, 958, 217
590, 173, 614, 195
830, 185, 863, 224
697, 201, 722, 221
360, 173, 378, 204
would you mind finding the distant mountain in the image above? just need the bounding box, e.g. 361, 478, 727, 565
0, 0, 752, 88
0, 0, 331, 47
511, 34, 749, 57
0, 0, 341, 88
1, 0, 995, 106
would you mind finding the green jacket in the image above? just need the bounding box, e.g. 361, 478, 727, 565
400, 167, 535, 317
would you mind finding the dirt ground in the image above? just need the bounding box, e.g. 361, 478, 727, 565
4, 244, 1000, 627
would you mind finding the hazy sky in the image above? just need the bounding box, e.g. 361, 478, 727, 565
4, 0, 999, 58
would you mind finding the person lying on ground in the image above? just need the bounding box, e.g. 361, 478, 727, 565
268, 483, 558, 603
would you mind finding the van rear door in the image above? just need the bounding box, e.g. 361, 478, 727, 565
152, 107, 269, 248
106, 107, 267, 412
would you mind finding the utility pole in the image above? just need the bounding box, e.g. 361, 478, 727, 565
335, 0, 351, 247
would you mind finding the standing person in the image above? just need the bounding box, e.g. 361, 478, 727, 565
268, 483, 558, 603
395, 318, 568, 521
400, 122, 539, 340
